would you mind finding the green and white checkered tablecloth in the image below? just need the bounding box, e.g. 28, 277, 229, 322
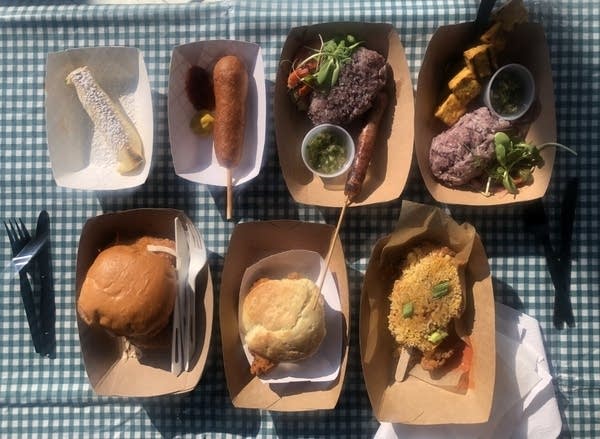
0, 1, 598, 437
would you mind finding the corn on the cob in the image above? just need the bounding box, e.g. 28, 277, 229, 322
66, 66, 144, 174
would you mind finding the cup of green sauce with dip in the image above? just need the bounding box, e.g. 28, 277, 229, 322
301, 124, 355, 178
484, 63, 535, 121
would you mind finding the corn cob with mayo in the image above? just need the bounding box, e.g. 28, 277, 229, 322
66, 66, 144, 174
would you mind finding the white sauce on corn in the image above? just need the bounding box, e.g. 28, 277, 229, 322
66, 66, 144, 174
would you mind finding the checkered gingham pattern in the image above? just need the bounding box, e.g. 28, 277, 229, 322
0, 1, 598, 438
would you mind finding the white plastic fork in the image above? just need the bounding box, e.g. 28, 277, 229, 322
171, 217, 189, 376
183, 219, 207, 371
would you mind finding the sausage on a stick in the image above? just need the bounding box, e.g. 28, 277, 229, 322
212, 55, 248, 219
344, 91, 388, 202
317, 92, 389, 298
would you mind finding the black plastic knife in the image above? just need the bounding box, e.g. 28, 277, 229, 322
523, 179, 578, 329
474, 0, 498, 35
35, 210, 56, 358
555, 178, 578, 328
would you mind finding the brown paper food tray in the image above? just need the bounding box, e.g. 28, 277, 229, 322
219, 220, 350, 411
360, 201, 495, 424
274, 22, 415, 207
414, 23, 557, 205
75, 208, 213, 397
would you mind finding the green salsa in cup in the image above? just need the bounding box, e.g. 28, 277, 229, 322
301, 124, 355, 178
484, 63, 535, 121
306, 131, 348, 174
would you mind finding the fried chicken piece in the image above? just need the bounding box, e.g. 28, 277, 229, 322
421, 345, 458, 371
250, 352, 276, 376
420, 325, 463, 371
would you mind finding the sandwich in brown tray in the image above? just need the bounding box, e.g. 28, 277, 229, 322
388, 242, 465, 371
77, 236, 177, 350
241, 274, 327, 376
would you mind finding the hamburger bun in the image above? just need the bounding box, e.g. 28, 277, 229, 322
77, 237, 177, 344
241, 276, 326, 370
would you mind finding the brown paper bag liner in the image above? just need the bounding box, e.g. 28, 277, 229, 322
381, 201, 476, 389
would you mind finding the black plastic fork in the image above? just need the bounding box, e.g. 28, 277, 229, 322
4, 219, 44, 353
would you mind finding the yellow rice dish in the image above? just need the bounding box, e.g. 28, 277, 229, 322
388, 244, 463, 354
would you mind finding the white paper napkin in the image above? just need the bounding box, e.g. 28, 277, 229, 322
375, 303, 561, 439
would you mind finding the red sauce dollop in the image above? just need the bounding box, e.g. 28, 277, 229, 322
457, 341, 474, 391
185, 66, 215, 111
459, 342, 473, 372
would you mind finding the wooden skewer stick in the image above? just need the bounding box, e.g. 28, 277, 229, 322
394, 347, 412, 382
315, 197, 352, 294
226, 168, 233, 220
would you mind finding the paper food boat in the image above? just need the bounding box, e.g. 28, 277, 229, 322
45, 46, 153, 190
75, 209, 213, 397
168, 40, 266, 187
274, 22, 414, 207
238, 250, 342, 384
360, 201, 496, 424
220, 220, 349, 411
414, 22, 557, 206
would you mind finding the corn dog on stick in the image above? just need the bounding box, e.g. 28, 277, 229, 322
66, 66, 144, 174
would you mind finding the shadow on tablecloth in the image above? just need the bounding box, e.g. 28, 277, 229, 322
141, 249, 262, 438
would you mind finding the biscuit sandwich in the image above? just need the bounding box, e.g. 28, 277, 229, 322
241, 274, 327, 376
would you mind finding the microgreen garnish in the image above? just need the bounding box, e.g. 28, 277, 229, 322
294, 34, 362, 90
487, 132, 577, 195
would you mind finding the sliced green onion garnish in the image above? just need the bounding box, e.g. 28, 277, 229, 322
427, 329, 448, 344
402, 302, 414, 318
432, 280, 450, 299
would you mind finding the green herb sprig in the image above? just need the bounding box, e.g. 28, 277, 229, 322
296, 34, 362, 90
483, 132, 577, 196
